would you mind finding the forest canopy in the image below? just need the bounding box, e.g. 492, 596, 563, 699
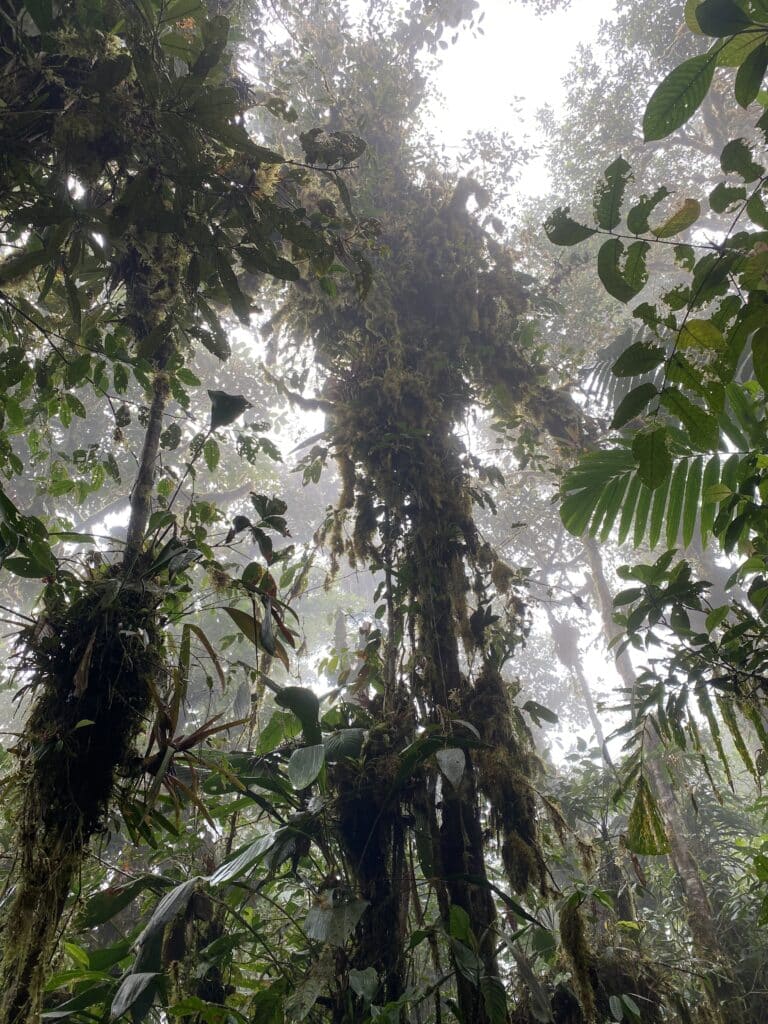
0, 2, 767, 1024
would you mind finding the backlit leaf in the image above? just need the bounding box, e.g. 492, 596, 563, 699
643, 52, 718, 141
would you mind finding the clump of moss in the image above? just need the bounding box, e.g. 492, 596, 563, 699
560, 900, 596, 1022
467, 664, 546, 894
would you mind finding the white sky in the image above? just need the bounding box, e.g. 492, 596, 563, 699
428, 0, 610, 195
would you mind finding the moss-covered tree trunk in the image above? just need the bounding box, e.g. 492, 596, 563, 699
0, 259, 173, 1023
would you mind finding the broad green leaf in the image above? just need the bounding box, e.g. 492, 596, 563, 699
643, 51, 719, 141
597, 239, 649, 302
612, 341, 666, 377
594, 157, 632, 230
208, 833, 275, 886
611, 383, 658, 429
717, 28, 767, 65
76, 875, 173, 930
626, 777, 670, 855
752, 326, 768, 390
709, 181, 746, 211
695, 0, 753, 35
721, 138, 764, 181
666, 459, 688, 548
543, 208, 596, 246
324, 728, 366, 761
660, 389, 719, 450
736, 41, 768, 105
682, 455, 703, 546
651, 198, 701, 238
287, 744, 325, 789
208, 390, 252, 430
684, 0, 705, 32
626, 187, 669, 234
110, 973, 159, 1021
679, 318, 725, 351
275, 686, 322, 744
135, 878, 199, 950
632, 425, 672, 490
480, 976, 508, 1024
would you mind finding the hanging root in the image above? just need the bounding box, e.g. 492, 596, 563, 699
0, 577, 162, 1024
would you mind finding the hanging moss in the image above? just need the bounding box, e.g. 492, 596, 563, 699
559, 900, 597, 1022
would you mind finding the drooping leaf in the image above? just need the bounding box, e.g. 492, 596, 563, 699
135, 878, 200, 950
480, 977, 509, 1024
626, 776, 670, 855
303, 898, 368, 945
643, 51, 719, 141
208, 833, 275, 886
110, 973, 160, 1021
208, 390, 252, 430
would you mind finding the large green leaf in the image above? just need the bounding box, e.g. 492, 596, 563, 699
643, 51, 719, 141
597, 239, 649, 302
275, 686, 322, 744
695, 0, 753, 36
611, 383, 658, 429
287, 744, 325, 790
627, 187, 670, 234
612, 341, 666, 377
543, 208, 596, 246
735, 41, 768, 106
594, 157, 632, 230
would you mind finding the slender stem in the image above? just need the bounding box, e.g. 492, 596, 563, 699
123, 368, 171, 569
